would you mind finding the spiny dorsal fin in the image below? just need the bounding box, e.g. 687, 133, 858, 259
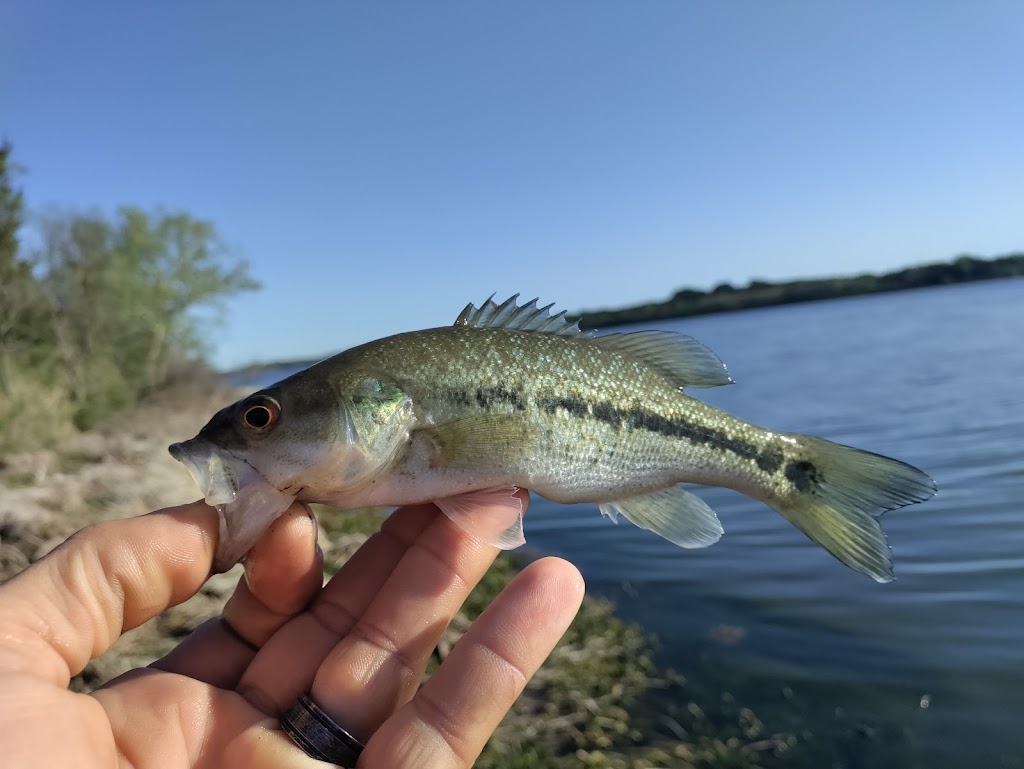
455, 294, 594, 338
593, 330, 733, 388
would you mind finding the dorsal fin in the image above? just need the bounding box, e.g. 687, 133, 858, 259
454, 294, 594, 338
592, 330, 733, 388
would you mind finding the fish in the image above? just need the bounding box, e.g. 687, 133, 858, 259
169, 294, 936, 580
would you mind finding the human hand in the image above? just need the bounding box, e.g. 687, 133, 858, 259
0, 492, 584, 768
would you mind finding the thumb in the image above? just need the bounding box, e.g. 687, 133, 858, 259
0, 501, 219, 686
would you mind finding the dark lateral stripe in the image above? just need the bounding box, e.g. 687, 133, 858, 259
536, 394, 785, 473
447, 384, 527, 411
446, 385, 786, 473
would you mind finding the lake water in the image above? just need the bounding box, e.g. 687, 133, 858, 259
238, 279, 1024, 767
525, 279, 1024, 768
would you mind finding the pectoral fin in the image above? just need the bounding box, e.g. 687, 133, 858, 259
599, 485, 723, 548
435, 487, 526, 549
417, 414, 535, 470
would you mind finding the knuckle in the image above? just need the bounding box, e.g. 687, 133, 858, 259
349, 618, 419, 684
236, 681, 280, 716
310, 595, 360, 638
413, 688, 470, 760
475, 640, 528, 697
408, 539, 468, 594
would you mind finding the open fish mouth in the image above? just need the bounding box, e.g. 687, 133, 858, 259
169, 439, 296, 571
169, 439, 242, 506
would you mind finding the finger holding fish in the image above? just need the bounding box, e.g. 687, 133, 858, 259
229, 497, 502, 718
151, 500, 322, 688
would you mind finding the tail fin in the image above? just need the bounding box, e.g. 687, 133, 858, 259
771, 436, 936, 582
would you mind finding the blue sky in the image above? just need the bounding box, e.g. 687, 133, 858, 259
4, 2, 1022, 369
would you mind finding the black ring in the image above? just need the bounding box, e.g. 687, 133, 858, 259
280, 694, 365, 767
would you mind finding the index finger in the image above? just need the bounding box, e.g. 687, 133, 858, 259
0, 501, 219, 686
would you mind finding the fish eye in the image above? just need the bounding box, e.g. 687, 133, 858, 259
241, 397, 280, 432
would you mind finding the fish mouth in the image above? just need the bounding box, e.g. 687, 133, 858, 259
168, 439, 297, 572
168, 439, 241, 506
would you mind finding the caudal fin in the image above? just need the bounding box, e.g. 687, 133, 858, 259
771, 436, 936, 582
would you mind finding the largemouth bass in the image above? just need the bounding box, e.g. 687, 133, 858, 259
170, 295, 936, 580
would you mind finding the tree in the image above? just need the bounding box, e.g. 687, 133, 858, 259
0, 139, 263, 445
0, 142, 53, 394
34, 207, 260, 427
0, 142, 26, 391
36, 213, 118, 417
0, 142, 20, 268
109, 207, 260, 391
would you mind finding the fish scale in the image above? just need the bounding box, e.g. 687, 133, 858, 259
169, 294, 936, 580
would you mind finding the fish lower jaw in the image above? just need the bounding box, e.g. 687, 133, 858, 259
213, 481, 297, 572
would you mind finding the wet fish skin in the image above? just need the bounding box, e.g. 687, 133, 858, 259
170, 295, 936, 580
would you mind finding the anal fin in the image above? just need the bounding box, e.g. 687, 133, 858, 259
435, 487, 526, 549
600, 485, 723, 548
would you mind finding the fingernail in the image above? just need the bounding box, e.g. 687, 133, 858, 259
244, 557, 259, 591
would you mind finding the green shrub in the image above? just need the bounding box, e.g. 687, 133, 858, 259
0, 370, 73, 455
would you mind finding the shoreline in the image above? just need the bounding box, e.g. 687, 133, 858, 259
574, 253, 1024, 330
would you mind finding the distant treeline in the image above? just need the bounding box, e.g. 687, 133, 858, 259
576, 253, 1024, 329
0, 142, 258, 451
228, 251, 1024, 382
